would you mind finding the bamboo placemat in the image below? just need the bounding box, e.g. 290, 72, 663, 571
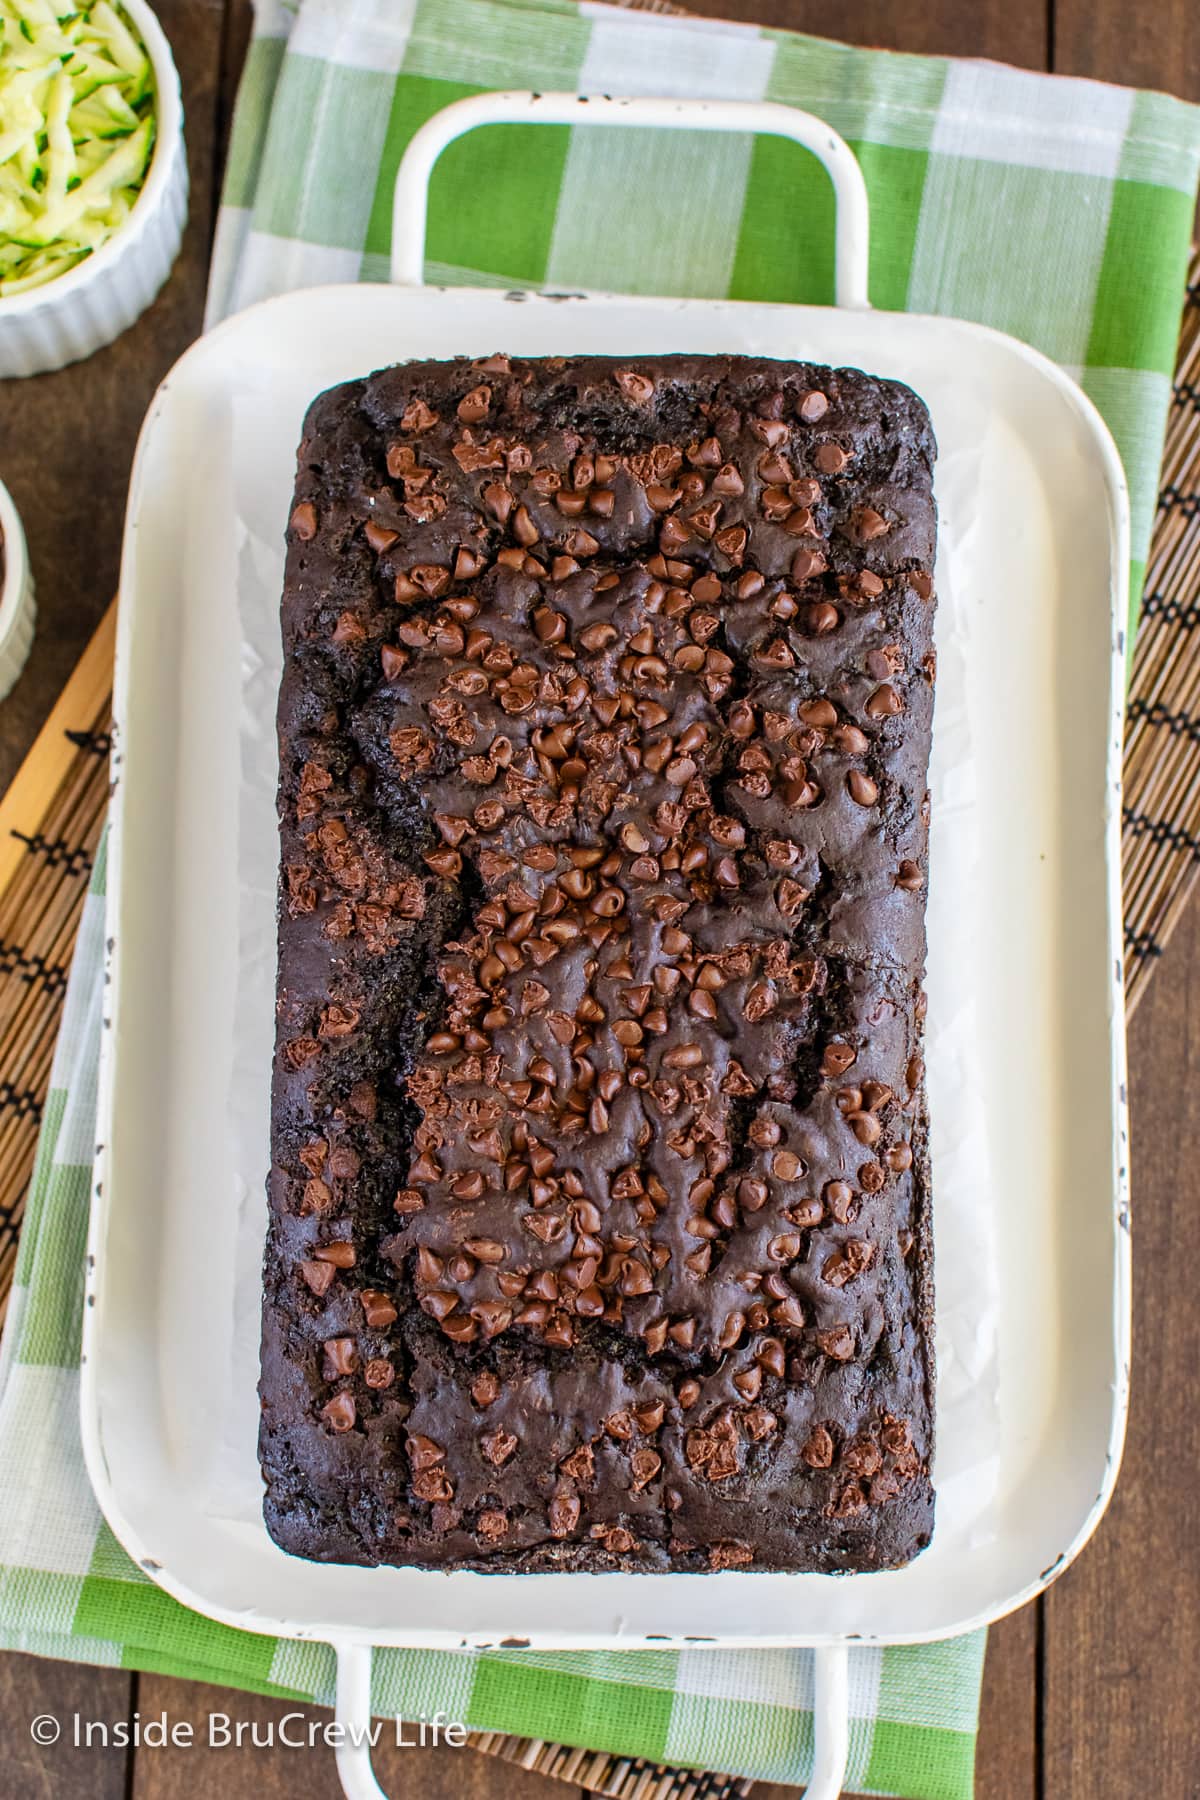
1123, 253, 1200, 1003
5, 253, 1200, 1799
470, 1737, 752, 1798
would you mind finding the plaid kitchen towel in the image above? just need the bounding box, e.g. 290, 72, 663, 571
4, 1, 1200, 1794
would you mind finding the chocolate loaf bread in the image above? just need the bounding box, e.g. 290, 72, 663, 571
262, 353, 937, 1574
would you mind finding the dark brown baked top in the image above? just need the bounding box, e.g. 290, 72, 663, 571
262, 353, 937, 1574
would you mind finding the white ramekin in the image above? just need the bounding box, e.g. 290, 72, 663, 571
0, 0, 188, 379
0, 477, 36, 699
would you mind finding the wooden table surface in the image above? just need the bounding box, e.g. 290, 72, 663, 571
2, 0, 1198, 1794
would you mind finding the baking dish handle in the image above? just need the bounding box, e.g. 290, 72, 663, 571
390, 91, 871, 309
809, 1642, 851, 1799
333, 1642, 387, 1800
331, 1640, 850, 1799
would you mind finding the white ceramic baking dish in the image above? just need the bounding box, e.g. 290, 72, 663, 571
83, 94, 1131, 1800
0, 0, 187, 378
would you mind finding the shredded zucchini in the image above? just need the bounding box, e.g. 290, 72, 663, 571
0, 0, 155, 296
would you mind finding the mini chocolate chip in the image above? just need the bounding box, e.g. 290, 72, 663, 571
771, 1296, 806, 1332
866, 682, 904, 717
361, 1289, 398, 1329
321, 1393, 356, 1432
854, 506, 889, 541
805, 601, 839, 635
833, 724, 869, 756
815, 442, 848, 474
821, 1041, 857, 1078
615, 369, 654, 404
817, 1323, 855, 1361
322, 1337, 358, 1378
801, 1425, 835, 1467
457, 383, 492, 422
300, 1260, 337, 1297
791, 547, 827, 582
400, 398, 438, 433
549, 1493, 581, 1536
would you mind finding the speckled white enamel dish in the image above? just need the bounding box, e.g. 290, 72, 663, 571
82, 96, 1130, 1800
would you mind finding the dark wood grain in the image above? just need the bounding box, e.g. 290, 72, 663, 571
1040, 897, 1200, 1797
126, 1676, 578, 1800
0, 0, 223, 798
1053, 0, 1200, 93
0, 1654, 132, 1799
680, 0, 1046, 65
1035, 14, 1200, 1800
974, 1608, 1040, 1800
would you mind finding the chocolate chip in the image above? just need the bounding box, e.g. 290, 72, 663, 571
812, 1322, 854, 1366
833, 724, 869, 756
821, 1041, 857, 1078
866, 682, 903, 718
770, 1296, 806, 1332
481, 1427, 518, 1466
630, 1448, 662, 1490
801, 1425, 835, 1467
853, 506, 889, 541
290, 501, 317, 540
412, 1467, 454, 1503
400, 397, 438, 433
456, 384, 492, 423
846, 769, 879, 807
321, 1393, 356, 1432
791, 547, 827, 582
548, 1493, 581, 1536
615, 370, 654, 404
360, 1289, 398, 1329
815, 442, 848, 474
300, 1259, 337, 1297
797, 389, 829, 423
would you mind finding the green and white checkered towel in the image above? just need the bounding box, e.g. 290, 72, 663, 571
3, 1, 1199, 1793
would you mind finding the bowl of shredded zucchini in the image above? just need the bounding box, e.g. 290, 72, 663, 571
0, 0, 186, 376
